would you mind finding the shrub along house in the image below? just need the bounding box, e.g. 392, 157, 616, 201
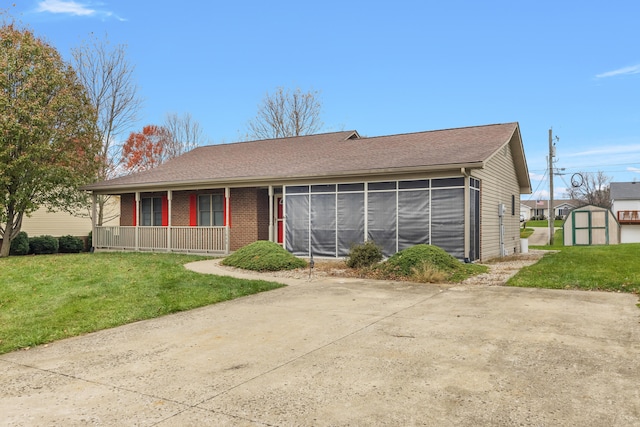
83, 122, 531, 261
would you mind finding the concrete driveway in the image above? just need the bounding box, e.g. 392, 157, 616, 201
2, 261, 640, 426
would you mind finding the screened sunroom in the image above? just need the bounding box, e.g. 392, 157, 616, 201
284, 177, 480, 260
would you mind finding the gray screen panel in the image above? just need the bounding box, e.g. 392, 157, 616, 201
310, 193, 337, 257
431, 188, 464, 259
367, 191, 397, 256
285, 195, 309, 256
398, 190, 429, 251
337, 193, 365, 256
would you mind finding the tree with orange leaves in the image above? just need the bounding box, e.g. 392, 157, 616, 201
121, 125, 172, 172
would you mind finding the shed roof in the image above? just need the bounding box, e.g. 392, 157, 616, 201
86, 122, 530, 193
610, 182, 640, 200
520, 199, 580, 209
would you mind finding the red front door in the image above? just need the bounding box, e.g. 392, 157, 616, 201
276, 196, 284, 244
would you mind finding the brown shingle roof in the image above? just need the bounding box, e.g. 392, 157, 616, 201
86, 123, 526, 191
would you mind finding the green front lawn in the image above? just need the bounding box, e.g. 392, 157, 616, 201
508, 244, 640, 293
0, 252, 284, 354
524, 219, 564, 228
528, 229, 565, 249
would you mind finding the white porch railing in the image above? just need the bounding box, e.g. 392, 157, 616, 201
171, 226, 226, 252
138, 226, 168, 250
94, 226, 227, 253
94, 226, 136, 249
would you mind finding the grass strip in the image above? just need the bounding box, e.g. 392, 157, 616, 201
507, 244, 640, 293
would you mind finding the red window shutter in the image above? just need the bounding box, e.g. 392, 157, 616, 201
189, 194, 197, 226
162, 196, 169, 226
132, 199, 137, 226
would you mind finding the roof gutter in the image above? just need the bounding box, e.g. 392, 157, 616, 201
84, 162, 485, 194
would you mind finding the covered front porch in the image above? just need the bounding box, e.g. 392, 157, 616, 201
91, 186, 281, 254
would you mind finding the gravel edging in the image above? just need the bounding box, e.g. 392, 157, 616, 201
214, 250, 549, 286
459, 250, 548, 286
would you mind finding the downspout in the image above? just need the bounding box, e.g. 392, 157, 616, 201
462, 168, 471, 262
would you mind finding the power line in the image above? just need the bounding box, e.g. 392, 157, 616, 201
525, 168, 548, 201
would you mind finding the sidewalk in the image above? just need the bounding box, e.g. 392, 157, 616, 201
525, 226, 562, 246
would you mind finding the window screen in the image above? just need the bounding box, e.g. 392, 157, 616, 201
285, 195, 309, 256
430, 188, 464, 259
337, 192, 365, 256
398, 190, 429, 251
367, 191, 397, 256
310, 193, 337, 257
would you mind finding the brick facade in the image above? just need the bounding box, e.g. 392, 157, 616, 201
256, 189, 270, 241
120, 193, 135, 226
229, 187, 264, 251
171, 191, 192, 226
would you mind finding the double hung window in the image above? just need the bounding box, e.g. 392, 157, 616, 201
141, 197, 162, 226
199, 194, 224, 226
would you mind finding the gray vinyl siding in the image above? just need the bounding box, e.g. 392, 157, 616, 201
472, 138, 522, 260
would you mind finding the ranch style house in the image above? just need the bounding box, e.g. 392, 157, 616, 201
84, 122, 531, 262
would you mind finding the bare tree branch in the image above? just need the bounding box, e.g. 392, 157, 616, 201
164, 112, 208, 157
566, 171, 612, 208
71, 33, 143, 225
248, 87, 323, 139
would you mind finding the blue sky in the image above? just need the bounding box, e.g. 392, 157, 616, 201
9, 0, 640, 200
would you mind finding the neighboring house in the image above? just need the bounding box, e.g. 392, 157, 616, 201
20, 208, 92, 238
563, 204, 619, 246
20, 201, 120, 238
610, 182, 640, 243
0, 199, 120, 251
84, 123, 531, 261
520, 199, 579, 220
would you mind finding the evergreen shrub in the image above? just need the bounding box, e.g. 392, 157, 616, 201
29, 235, 59, 255
9, 231, 29, 256
58, 235, 84, 253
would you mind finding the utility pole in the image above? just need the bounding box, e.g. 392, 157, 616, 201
548, 128, 556, 245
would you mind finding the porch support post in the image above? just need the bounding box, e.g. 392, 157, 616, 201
224, 187, 230, 254
135, 191, 140, 251
268, 185, 274, 242
91, 192, 97, 250
167, 190, 172, 252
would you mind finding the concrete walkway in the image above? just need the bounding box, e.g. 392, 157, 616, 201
2, 260, 640, 426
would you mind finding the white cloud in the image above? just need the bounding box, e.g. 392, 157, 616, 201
529, 172, 546, 181
36, 0, 95, 16
35, 0, 124, 20
628, 167, 640, 174
564, 144, 640, 158
595, 64, 640, 78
